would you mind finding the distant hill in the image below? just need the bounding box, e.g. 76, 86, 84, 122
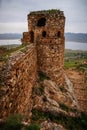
65, 33, 87, 43
0, 33, 22, 39
0, 33, 87, 43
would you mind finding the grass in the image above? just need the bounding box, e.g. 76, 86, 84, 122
38, 85, 44, 95
25, 124, 40, 130
3, 114, 23, 130
0, 43, 28, 63
38, 71, 50, 81
59, 103, 69, 112
64, 60, 78, 69
0, 44, 20, 50
59, 86, 67, 92
31, 109, 49, 121
0, 113, 40, 130
30, 9, 61, 14
31, 108, 87, 130
59, 103, 78, 113
64, 49, 87, 71
0, 77, 3, 87
46, 9, 61, 13
64, 60, 87, 71
77, 64, 87, 72
1, 110, 87, 130
33, 85, 44, 96
0, 43, 28, 88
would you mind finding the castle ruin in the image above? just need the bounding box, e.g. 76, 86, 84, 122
22, 10, 65, 85
0, 9, 66, 119
0, 10, 87, 127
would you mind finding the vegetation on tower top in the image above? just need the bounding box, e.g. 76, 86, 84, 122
30, 9, 64, 15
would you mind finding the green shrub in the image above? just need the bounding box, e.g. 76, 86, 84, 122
59, 86, 67, 92
64, 61, 78, 69
39, 85, 44, 94
33, 85, 44, 96
77, 64, 87, 72
32, 109, 48, 121
4, 113, 23, 130
59, 103, 69, 112
25, 124, 40, 130
0, 78, 3, 87
31, 109, 87, 130
38, 71, 50, 81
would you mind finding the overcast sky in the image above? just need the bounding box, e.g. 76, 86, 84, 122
0, 0, 87, 33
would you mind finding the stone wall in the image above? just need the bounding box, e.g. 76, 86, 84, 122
36, 38, 65, 85
0, 44, 37, 119
21, 32, 30, 44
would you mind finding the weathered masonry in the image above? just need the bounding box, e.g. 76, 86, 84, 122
0, 10, 65, 119
0, 45, 37, 118
22, 10, 65, 85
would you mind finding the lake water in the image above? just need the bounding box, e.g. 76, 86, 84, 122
65, 41, 87, 50
0, 39, 21, 46
0, 39, 87, 50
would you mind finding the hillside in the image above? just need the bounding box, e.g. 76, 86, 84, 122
0, 33, 22, 39
65, 33, 87, 43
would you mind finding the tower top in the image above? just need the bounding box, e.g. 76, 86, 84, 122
28, 9, 64, 17
27, 9, 65, 30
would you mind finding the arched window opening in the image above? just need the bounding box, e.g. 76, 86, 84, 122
37, 18, 46, 27
57, 31, 61, 38
42, 31, 46, 37
30, 31, 34, 43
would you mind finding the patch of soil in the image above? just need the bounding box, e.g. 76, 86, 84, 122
66, 69, 87, 113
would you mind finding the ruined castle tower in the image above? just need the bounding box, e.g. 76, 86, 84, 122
22, 10, 65, 85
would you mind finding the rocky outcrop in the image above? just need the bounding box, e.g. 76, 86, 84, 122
40, 120, 66, 130
32, 77, 79, 117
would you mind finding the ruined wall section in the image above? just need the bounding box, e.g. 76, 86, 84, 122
0, 45, 37, 118
21, 32, 30, 44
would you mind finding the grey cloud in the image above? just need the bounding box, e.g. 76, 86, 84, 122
0, 0, 87, 33
0, 0, 2, 7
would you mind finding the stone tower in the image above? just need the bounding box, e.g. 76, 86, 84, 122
22, 10, 65, 85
